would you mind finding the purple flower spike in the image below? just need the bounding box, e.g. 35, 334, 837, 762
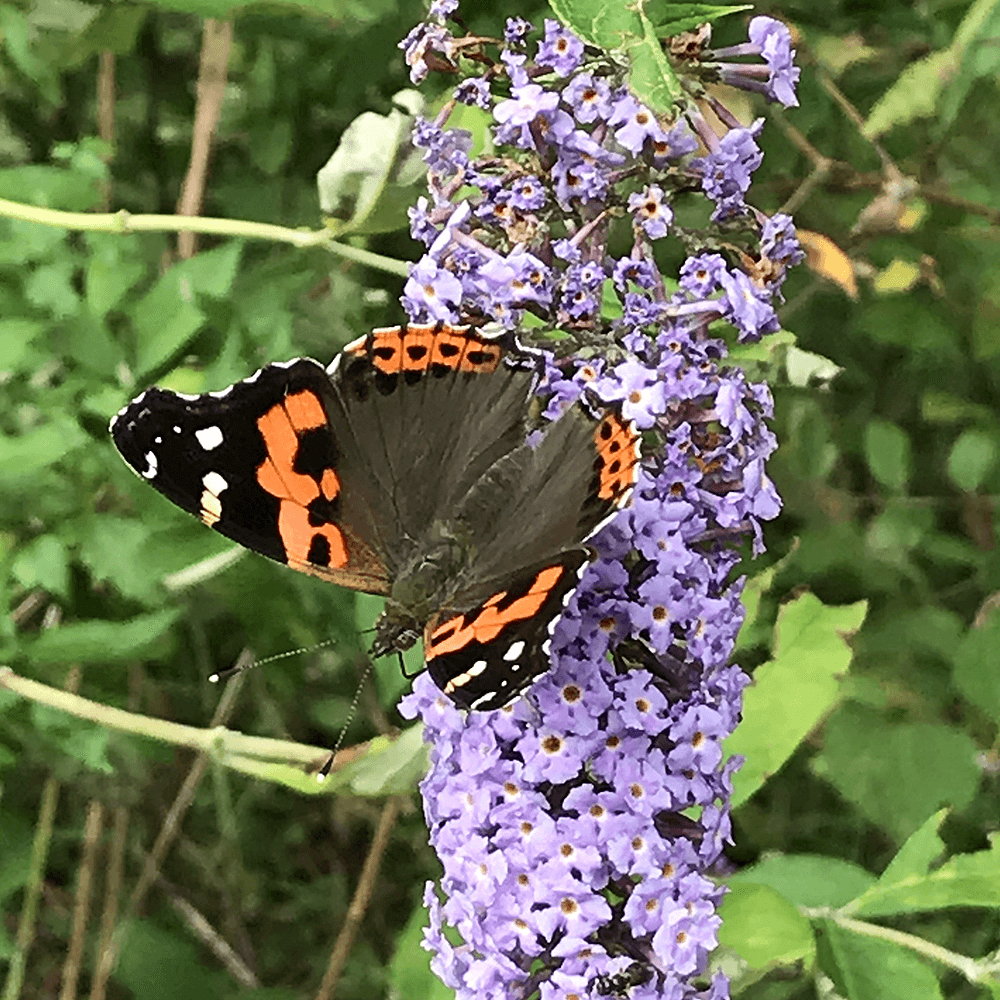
393, 4, 801, 996
504, 16, 533, 45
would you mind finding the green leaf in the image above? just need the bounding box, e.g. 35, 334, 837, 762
25, 260, 80, 318
388, 901, 454, 1000
718, 882, 814, 968
853, 839, 1000, 916
0, 164, 100, 211
939, 0, 1000, 129
0, 419, 86, 484
652, 2, 752, 38
725, 595, 866, 807
728, 854, 876, 909
625, 0, 683, 112
78, 515, 161, 604
116, 919, 232, 1000
173, 240, 243, 299
784, 346, 843, 387
0, 318, 44, 371
347, 723, 429, 796
813, 704, 980, 841
318, 92, 426, 237
85, 234, 145, 317
845, 813, 1000, 917
549, 0, 643, 50
953, 611, 1000, 725
724, 329, 796, 381
863, 49, 955, 139
864, 419, 911, 491
815, 919, 944, 1000
130, 271, 206, 378
0, 814, 33, 907
30, 706, 114, 773
0, 5, 59, 102
73, 4, 148, 58
11, 535, 70, 598
947, 428, 998, 491
875, 809, 948, 887
26, 608, 182, 664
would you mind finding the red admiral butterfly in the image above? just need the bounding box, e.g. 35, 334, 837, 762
110, 323, 640, 710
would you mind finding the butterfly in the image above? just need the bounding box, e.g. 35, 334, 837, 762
110, 323, 640, 710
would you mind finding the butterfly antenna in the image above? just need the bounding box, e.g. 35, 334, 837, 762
317, 657, 376, 782
209, 638, 339, 683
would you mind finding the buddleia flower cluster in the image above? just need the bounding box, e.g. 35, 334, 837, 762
396, 5, 802, 998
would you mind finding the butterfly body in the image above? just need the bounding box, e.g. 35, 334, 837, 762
111, 323, 640, 710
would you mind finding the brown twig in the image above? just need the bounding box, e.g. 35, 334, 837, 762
10, 590, 45, 627
158, 876, 260, 989
99, 654, 249, 976
175, 19, 233, 259
920, 184, 1000, 226
314, 797, 403, 1000
1, 667, 79, 1000
59, 800, 104, 1000
818, 70, 901, 179
97, 50, 115, 211
767, 111, 834, 217
88, 805, 129, 1000
90, 663, 141, 1000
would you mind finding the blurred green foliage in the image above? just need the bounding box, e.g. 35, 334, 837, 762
0, 0, 999, 997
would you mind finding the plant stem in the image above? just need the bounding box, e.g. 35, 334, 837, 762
0, 198, 410, 277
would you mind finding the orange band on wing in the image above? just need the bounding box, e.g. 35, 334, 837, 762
278, 503, 347, 568
284, 389, 327, 430
255, 391, 345, 568
256, 392, 340, 506
359, 325, 503, 376
594, 411, 640, 501
429, 565, 564, 656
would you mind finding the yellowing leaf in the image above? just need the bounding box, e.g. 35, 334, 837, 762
797, 230, 858, 299
872, 259, 921, 295
814, 32, 881, 76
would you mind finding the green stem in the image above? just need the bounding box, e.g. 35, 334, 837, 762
809, 911, 987, 983
0, 666, 329, 766
0, 197, 410, 278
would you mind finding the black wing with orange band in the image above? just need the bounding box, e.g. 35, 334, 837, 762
110, 358, 394, 594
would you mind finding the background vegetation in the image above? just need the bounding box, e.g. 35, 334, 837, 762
1, 0, 999, 997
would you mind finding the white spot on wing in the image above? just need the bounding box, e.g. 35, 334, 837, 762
195, 425, 224, 451
142, 452, 158, 479
503, 641, 525, 661
202, 471, 228, 495
201, 491, 222, 524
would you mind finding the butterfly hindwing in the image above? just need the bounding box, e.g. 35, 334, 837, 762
424, 551, 588, 711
